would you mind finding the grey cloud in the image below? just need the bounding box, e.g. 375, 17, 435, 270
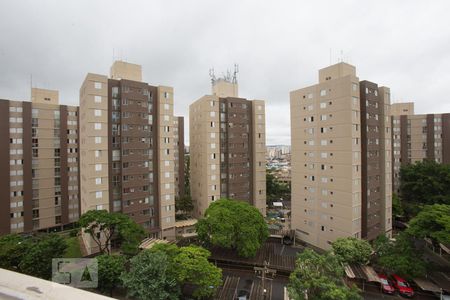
1, 0, 450, 145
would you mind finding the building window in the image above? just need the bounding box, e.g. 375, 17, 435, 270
94, 109, 102, 117
94, 95, 102, 103
320, 89, 326, 96
94, 82, 102, 89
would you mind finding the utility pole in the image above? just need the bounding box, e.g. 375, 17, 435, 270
254, 260, 276, 299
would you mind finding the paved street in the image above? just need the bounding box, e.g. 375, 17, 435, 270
221, 268, 289, 300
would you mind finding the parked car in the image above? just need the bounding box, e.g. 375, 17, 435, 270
390, 274, 414, 297
378, 274, 395, 294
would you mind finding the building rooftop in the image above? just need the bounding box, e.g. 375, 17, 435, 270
175, 218, 198, 228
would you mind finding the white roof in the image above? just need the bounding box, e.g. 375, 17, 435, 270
0, 268, 113, 300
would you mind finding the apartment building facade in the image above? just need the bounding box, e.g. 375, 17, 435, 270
391, 102, 450, 193
173, 116, 185, 201
79, 61, 177, 252
0, 88, 80, 236
359, 81, 392, 240
290, 63, 392, 250
190, 78, 266, 218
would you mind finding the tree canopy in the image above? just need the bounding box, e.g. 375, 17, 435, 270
97, 254, 126, 296
331, 237, 372, 265
288, 249, 361, 300
0, 233, 67, 279
407, 204, 450, 245
0, 234, 26, 271
184, 154, 190, 196
121, 250, 180, 300
196, 199, 269, 257
78, 210, 146, 256
175, 195, 194, 214
150, 243, 222, 299
400, 160, 450, 216
392, 193, 404, 217
372, 233, 426, 279
266, 169, 290, 201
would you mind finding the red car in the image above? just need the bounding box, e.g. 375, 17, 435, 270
378, 274, 395, 294
391, 274, 414, 297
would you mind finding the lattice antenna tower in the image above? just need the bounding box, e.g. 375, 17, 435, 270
232, 64, 239, 84
209, 68, 216, 84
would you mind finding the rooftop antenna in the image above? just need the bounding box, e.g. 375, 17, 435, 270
340, 50, 344, 62
209, 68, 216, 84
232, 64, 239, 84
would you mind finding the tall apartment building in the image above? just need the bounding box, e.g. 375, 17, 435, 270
0, 88, 80, 236
290, 62, 392, 250
79, 61, 177, 252
391, 102, 450, 193
173, 116, 185, 201
190, 76, 266, 218
359, 81, 392, 240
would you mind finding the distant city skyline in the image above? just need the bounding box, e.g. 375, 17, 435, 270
1, 1, 450, 145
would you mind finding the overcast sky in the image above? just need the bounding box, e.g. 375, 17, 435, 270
1, 0, 450, 145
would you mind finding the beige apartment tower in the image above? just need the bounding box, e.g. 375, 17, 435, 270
290, 62, 392, 250
190, 74, 266, 218
0, 88, 80, 236
391, 102, 450, 193
79, 61, 177, 253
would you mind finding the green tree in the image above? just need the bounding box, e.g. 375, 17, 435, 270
173, 246, 222, 299
331, 237, 372, 265
288, 249, 361, 300
407, 204, 450, 245
392, 193, 404, 217
19, 234, 67, 279
175, 194, 194, 214
121, 250, 180, 300
373, 233, 426, 279
266, 169, 290, 201
400, 160, 450, 217
0, 234, 27, 271
196, 199, 269, 257
184, 154, 190, 196
117, 214, 147, 257
150, 243, 222, 299
97, 254, 126, 296
79, 210, 145, 255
